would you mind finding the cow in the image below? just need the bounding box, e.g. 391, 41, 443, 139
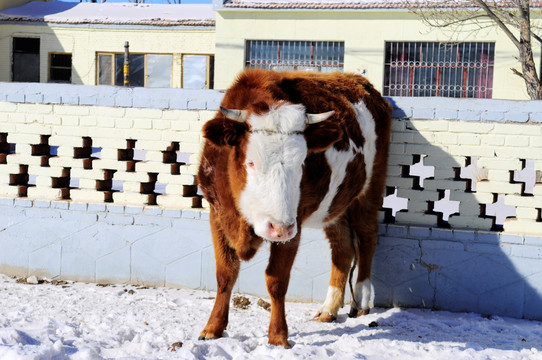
197, 69, 391, 348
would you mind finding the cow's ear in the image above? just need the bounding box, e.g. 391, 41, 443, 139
203, 118, 248, 147
304, 121, 342, 153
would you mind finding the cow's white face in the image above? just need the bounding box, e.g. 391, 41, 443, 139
239, 103, 308, 242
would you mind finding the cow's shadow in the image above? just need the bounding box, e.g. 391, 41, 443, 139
292, 307, 542, 352
368, 98, 542, 325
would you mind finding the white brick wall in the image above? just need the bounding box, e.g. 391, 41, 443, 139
1, 90, 541, 236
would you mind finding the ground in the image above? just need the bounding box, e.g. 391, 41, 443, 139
0, 274, 541, 359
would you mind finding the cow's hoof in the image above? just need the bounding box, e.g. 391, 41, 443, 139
313, 311, 337, 323
348, 307, 370, 318
198, 331, 220, 341
269, 338, 292, 349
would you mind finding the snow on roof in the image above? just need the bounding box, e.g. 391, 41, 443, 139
223, 0, 542, 10
0, 1, 215, 27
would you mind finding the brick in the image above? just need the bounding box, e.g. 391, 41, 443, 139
408, 226, 431, 239
408, 120, 448, 132
458, 110, 481, 121
481, 135, 505, 146
102, 213, 134, 225
456, 134, 481, 146
476, 181, 522, 195
14, 198, 33, 207
60, 211, 98, 223
0, 102, 18, 112
33, 200, 51, 208
508, 244, 542, 259
477, 158, 522, 171
453, 229, 475, 242
411, 108, 434, 119
446, 145, 495, 158
53, 105, 89, 116
435, 109, 458, 120
182, 210, 201, 219
7, 133, 43, 144
504, 112, 529, 122
115, 118, 133, 129
88, 203, 107, 212
504, 220, 542, 235
46, 201, 66, 210
447, 216, 493, 230
0, 197, 15, 206
525, 236, 542, 246
515, 207, 539, 220
430, 228, 454, 240
70, 190, 108, 203
435, 133, 458, 145
133, 118, 152, 129
155, 194, 194, 208
394, 212, 438, 227
487, 169, 512, 182
500, 233, 524, 244
69, 202, 88, 211
421, 239, 464, 251
481, 111, 505, 121
448, 122, 494, 134
26, 187, 64, 200
505, 135, 530, 147
125, 206, 144, 215
125, 107, 163, 119
494, 123, 541, 136
106, 204, 126, 214
163, 209, 182, 218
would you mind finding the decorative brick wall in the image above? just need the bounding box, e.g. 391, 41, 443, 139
0, 83, 541, 320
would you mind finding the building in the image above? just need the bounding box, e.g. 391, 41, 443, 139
1, 0, 541, 99
213, 0, 542, 100
0, 1, 216, 89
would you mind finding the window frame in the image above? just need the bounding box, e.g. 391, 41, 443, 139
12, 37, 40, 82
48, 52, 72, 83
181, 53, 215, 89
96, 52, 173, 88
383, 41, 495, 99
245, 40, 345, 73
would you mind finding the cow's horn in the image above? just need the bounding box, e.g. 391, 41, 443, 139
305, 110, 335, 125
220, 107, 248, 123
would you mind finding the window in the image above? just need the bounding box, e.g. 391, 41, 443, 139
384, 42, 495, 98
245, 40, 344, 72
182, 54, 214, 89
97, 53, 172, 87
49, 53, 72, 83
12, 37, 40, 82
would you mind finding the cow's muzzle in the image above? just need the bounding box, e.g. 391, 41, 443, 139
266, 220, 296, 242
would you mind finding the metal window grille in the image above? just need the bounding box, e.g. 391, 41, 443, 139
245, 40, 344, 73
384, 42, 495, 99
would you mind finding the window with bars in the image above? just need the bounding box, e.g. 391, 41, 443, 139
245, 40, 344, 73
384, 42, 495, 98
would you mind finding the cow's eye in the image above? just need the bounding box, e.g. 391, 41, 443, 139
246, 160, 255, 169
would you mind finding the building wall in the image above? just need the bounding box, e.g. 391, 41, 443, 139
214, 9, 542, 99
0, 23, 215, 86
0, 83, 541, 320
0, 0, 40, 11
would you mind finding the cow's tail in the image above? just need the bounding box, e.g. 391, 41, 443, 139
348, 228, 360, 311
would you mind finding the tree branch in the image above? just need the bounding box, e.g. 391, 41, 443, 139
472, 0, 521, 48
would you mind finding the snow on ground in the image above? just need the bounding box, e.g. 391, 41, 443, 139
0, 274, 541, 360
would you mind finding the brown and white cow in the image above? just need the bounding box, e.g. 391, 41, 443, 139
197, 69, 391, 348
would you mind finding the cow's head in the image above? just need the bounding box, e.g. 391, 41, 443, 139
203, 101, 341, 242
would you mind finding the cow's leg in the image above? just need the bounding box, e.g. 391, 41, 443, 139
314, 215, 355, 322
265, 236, 300, 348
199, 211, 240, 340
348, 198, 378, 318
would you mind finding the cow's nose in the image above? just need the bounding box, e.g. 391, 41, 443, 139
267, 221, 296, 241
